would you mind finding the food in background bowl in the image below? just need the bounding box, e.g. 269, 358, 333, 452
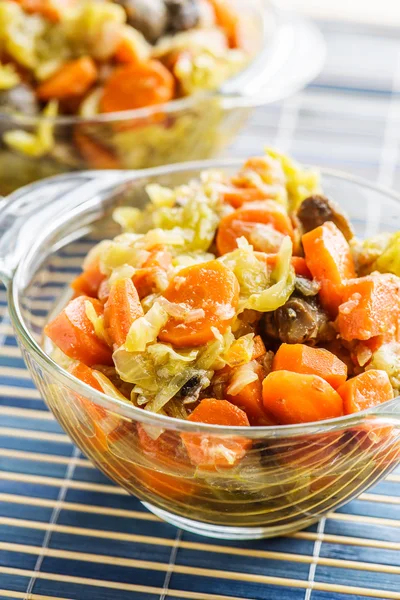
2, 151, 398, 539
0, 0, 260, 194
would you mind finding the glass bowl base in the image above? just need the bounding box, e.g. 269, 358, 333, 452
142, 503, 319, 540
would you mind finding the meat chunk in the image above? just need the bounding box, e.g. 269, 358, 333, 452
262, 295, 335, 345
297, 195, 354, 241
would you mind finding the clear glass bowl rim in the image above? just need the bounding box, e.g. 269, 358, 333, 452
6, 161, 400, 438
0, 0, 278, 127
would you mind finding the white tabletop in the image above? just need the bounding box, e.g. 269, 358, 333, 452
281, 0, 400, 27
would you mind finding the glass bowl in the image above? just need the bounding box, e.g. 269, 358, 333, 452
0, 2, 325, 196
1, 161, 399, 540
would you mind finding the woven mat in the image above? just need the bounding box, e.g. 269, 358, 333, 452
1, 20, 400, 600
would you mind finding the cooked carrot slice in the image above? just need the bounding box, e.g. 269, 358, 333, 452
302, 221, 356, 316
71, 258, 106, 298
158, 260, 239, 347
262, 370, 344, 424
100, 60, 175, 113
273, 343, 347, 389
37, 57, 98, 100
208, 0, 246, 49
181, 399, 251, 469
44, 296, 113, 366
216, 201, 294, 255
252, 335, 266, 360
132, 245, 172, 299
104, 278, 143, 348
69, 362, 106, 418
10, 0, 73, 21
133, 464, 196, 499
74, 131, 121, 170
221, 186, 271, 209
337, 273, 400, 342
259, 253, 312, 279
226, 363, 276, 426
338, 370, 394, 414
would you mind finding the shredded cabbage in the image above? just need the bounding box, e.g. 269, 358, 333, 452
223, 334, 254, 368
4, 100, 58, 158
227, 360, 259, 395
265, 148, 321, 211
113, 348, 158, 392
125, 302, 168, 352
247, 236, 295, 312
0, 62, 20, 90
371, 232, 400, 276
84, 300, 109, 345
218, 237, 268, 306
92, 371, 129, 402
367, 342, 400, 392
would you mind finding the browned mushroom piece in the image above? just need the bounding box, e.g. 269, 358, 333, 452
296, 194, 354, 241
0, 83, 39, 116
166, 0, 201, 33
262, 295, 335, 345
115, 0, 169, 43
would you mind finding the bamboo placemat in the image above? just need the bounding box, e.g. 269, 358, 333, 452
1, 19, 400, 600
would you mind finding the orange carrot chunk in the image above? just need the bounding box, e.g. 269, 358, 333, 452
262, 370, 344, 424
69, 362, 106, 418
216, 201, 294, 256
181, 399, 251, 469
71, 258, 106, 298
44, 296, 113, 366
273, 343, 348, 390
104, 278, 143, 348
37, 57, 98, 100
337, 273, 400, 342
208, 0, 247, 49
226, 363, 276, 426
252, 335, 266, 360
132, 245, 172, 299
100, 60, 175, 113
74, 131, 121, 170
302, 221, 356, 316
338, 370, 394, 414
221, 186, 271, 208
158, 260, 239, 348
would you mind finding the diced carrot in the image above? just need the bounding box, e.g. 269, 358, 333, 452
37, 57, 98, 100
337, 273, 400, 342
221, 186, 271, 208
137, 424, 189, 469
158, 260, 239, 347
260, 253, 312, 279
262, 370, 344, 424
226, 362, 276, 426
252, 335, 266, 360
74, 130, 121, 170
44, 296, 113, 366
272, 343, 348, 389
104, 278, 143, 348
216, 201, 294, 255
132, 245, 172, 299
302, 221, 356, 316
338, 370, 394, 414
10, 0, 74, 21
100, 60, 175, 113
69, 362, 106, 419
133, 464, 196, 499
98, 279, 111, 303
70, 258, 106, 298
181, 399, 251, 469
207, 0, 246, 49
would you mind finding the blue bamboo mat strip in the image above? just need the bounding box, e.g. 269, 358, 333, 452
1, 19, 400, 600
